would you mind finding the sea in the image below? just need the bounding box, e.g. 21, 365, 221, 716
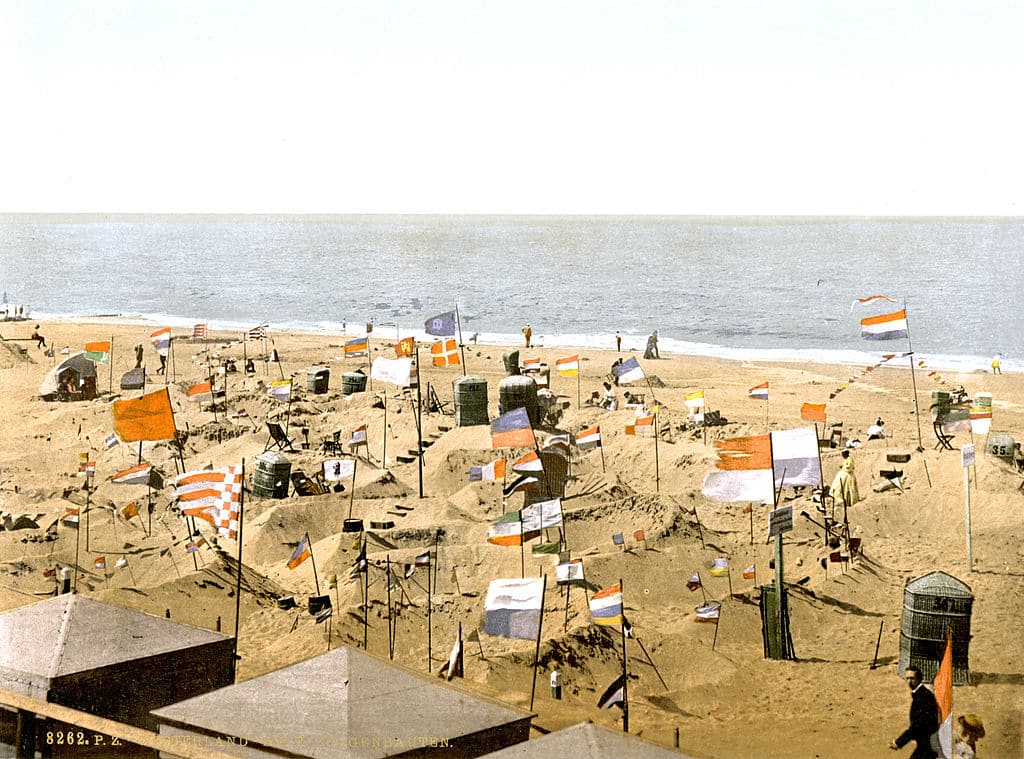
1, 214, 1021, 373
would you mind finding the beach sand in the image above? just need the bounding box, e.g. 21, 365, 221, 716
1, 320, 1021, 758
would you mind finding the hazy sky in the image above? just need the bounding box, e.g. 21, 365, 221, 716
2, 1, 1022, 215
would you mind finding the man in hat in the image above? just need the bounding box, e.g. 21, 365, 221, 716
890, 665, 939, 757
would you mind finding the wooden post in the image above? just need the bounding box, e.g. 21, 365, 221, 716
620, 576, 629, 732
232, 458, 246, 682
528, 573, 548, 712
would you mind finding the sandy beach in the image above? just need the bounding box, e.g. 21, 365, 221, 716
1, 319, 1021, 758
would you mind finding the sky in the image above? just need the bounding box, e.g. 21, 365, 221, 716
2, 1, 1023, 215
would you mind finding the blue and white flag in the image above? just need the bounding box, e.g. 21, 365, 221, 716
613, 356, 645, 384
424, 310, 457, 337
105, 433, 120, 450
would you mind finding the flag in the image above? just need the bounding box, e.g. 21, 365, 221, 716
860, 309, 908, 340
612, 533, 625, 546
687, 573, 702, 591
633, 529, 646, 542
187, 381, 214, 403
469, 458, 506, 482
316, 603, 334, 624
186, 537, 207, 553
555, 354, 579, 376
121, 502, 139, 520
371, 357, 413, 386
597, 674, 627, 710
521, 498, 563, 530
174, 466, 242, 538
115, 557, 128, 570
43, 567, 57, 579
483, 577, 544, 639
84, 341, 111, 363
612, 356, 644, 384
710, 557, 730, 577
969, 406, 992, 435
695, 601, 721, 623
247, 324, 266, 341
352, 539, 367, 574
749, 382, 769, 400
323, 459, 356, 481
78, 461, 96, 476
150, 327, 172, 356
625, 415, 654, 436
269, 379, 292, 401
287, 535, 312, 569
800, 402, 827, 422
850, 294, 897, 311
431, 338, 460, 367
684, 390, 705, 409
395, 336, 415, 357
512, 451, 543, 472
94, 557, 106, 571
743, 564, 756, 580
344, 337, 369, 356
590, 583, 624, 626
439, 633, 463, 680
701, 428, 821, 503
934, 633, 953, 759
104, 433, 119, 449
530, 541, 560, 556
425, 310, 457, 337
576, 426, 602, 450
522, 356, 541, 370
491, 407, 536, 448
502, 474, 538, 496
556, 558, 585, 586
348, 425, 368, 448
545, 434, 571, 455
414, 551, 431, 567
192, 323, 208, 339
487, 511, 540, 547
61, 508, 79, 526
112, 389, 177, 442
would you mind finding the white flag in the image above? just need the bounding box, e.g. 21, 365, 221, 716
323, 459, 356, 481
370, 357, 413, 387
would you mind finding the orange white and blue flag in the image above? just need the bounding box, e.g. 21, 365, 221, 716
187, 381, 214, 403
512, 451, 543, 472
345, 336, 369, 356
576, 426, 601, 450
150, 327, 172, 356
702, 428, 821, 503
491, 407, 535, 449
860, 309, 908, 340
850, 294, 897, 312
589, 583, 624, 626
287, 535, 312, 569
112, 462, 152, 486
749, 382, 769, 400
469, 458, 506, 482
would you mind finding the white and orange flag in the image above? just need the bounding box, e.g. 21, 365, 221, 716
431, 339, 460, 367
175, 466, 242, 538
702, 428, 820, 503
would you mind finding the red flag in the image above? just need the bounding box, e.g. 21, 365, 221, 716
112, 389, 177, 442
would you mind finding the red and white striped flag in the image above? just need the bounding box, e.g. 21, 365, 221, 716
247, 324, 267, 341
192, 323, 208, 339
175, 466, 242, 538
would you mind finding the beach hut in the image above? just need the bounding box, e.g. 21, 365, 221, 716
151, 646, 534, 759
0, 595, 234, 756
480, 721, 695, 758
38, 351, 98, 401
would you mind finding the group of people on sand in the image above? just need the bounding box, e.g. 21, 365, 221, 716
891, 665, 986, 758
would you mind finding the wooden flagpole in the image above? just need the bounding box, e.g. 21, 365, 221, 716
455, 304, 467, 376
232, 458, 246, 682
620, 576, 629, 732
108, 335, 114, 396
903, 302, 924, 450
654, 410, 660, 493
426, 552, 433, 672
363, 557, 369, 650
528, 573, 548, 711
307, 531, 322, 596
414, 344, 424, 498
387, 554, 394, 659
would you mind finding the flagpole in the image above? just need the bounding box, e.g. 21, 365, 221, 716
599, 436, 606, 473
348, 457, 358, 519
414, 346, 424, 498
387, 554, 394, 659
620, 576, 629, 733
904, 302, 925, 451
455, 304, 467, 376
770, 437, 787, 660
576, 370, 581, 410
85, 479, 92, 552
232, 458, 246, 683
307, 532, 322, 596
711, 606, 721, 651
72, 507, 81, 592
188, 516, 200, 571
382, 392, 388, 468
654, 410, 660, 493
519, 510, 525, 578
363, 556, 369, 650
528, 573, 547, 712
426, 553, 433, 672
108, 334, 114, 397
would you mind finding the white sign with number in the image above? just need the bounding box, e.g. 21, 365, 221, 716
768, 505, 794, 537
962, 443, 975, 468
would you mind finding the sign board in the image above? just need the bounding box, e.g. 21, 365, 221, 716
961, 443, 975, 468
768, 505, 793, 537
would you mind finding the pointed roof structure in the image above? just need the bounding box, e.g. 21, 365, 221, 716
481, 721, 695, 758
152, 646, 533, 759
0, 595, 231, 698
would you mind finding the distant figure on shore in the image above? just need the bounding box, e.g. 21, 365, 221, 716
156, 352, 167, 375
644, 331, 659, 359
830, 449, 860, 510
522, 324, 532, 348
889, 665, 939, 757
991, 355, 1001, 374
134, 344, 144, 368
31, 326, 46, 349
615, 331, 621, 352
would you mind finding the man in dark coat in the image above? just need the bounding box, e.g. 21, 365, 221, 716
890, 666, 939, 757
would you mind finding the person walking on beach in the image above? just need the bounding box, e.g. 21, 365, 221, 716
830, 449, 860, 510
890, 666, 939, 758
522, 324, 532, 348
615, 331, 621, 352
134, 343, 144, 368
991, 355, 1001, 374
